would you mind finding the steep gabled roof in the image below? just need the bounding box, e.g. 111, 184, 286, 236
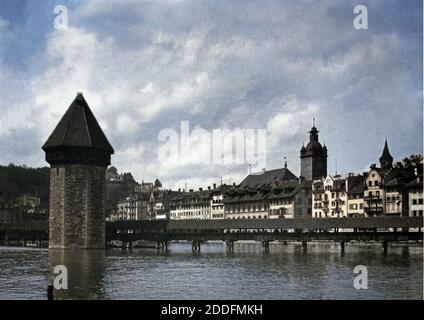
42, 93, 114, 153
239, 168, 298, 189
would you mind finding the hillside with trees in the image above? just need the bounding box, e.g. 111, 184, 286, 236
0, 164, 50, 209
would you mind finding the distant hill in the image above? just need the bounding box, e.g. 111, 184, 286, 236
0, 164, 140, 217
0, 164, 50, 209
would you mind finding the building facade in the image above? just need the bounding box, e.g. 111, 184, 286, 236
170, 189, 211, 220
346, 174, 365, 217
312, 175, 347, 218
224, 166, 311, 219
406, 176, 423, 217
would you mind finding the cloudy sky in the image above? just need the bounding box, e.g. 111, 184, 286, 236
0, 0, 422, 189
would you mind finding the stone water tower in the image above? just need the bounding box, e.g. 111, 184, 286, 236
42, 93, 114, 249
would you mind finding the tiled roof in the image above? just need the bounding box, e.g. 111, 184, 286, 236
42, 93, 114, 153
239, 168, 298, 189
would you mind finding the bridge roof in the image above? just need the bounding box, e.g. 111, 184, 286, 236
106, 216, 423, 231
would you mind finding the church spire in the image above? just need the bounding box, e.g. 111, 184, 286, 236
379, 139, 393, 170
309, 119, 318, 142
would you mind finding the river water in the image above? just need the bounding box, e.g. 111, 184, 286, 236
0, 242, 422, 300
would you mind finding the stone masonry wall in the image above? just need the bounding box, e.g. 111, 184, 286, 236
49, 164, 106, 249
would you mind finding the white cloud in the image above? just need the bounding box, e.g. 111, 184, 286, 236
0, 0, 421, 188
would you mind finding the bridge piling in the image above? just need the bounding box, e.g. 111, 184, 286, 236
226, 241, 234, 253
192, 240, 201, 253
47, 285, 54, 301
382, 241, 388, 255
302, 241, 307, 253
340, 241, 345, 254
262, 241, 270, 253
156, 241, 168, 252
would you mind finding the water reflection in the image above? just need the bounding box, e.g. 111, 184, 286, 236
49, 250, 106, 299
0, 242, 422, 300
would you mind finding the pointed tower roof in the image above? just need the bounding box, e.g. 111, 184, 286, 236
379, 139, 393, 162
42, 93, 114, 167
42, 93, 114, 153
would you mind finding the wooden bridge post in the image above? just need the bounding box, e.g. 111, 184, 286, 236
47, 285, 54, 301
128, 241, 133, 250
226, 241, 234, 253
302, 241, 307, 253
263, 241, 270, 253
192, 240, 201, 253
340, 241, 345, 254
121, 241, 127, 250
156, 241, 168, 252
382, 241, 388, 255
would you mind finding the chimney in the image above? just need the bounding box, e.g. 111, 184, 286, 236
233, 183, 236, 187
189, 189, 193, 192
208, 186, 211, 190
178, 188, 181, 192
213, 183, 216, 189
199, 187, 203, 191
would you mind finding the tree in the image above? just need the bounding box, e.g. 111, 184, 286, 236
402, 154, 423, 175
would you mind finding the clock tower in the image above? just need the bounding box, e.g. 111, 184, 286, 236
300, 120, 327, 181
